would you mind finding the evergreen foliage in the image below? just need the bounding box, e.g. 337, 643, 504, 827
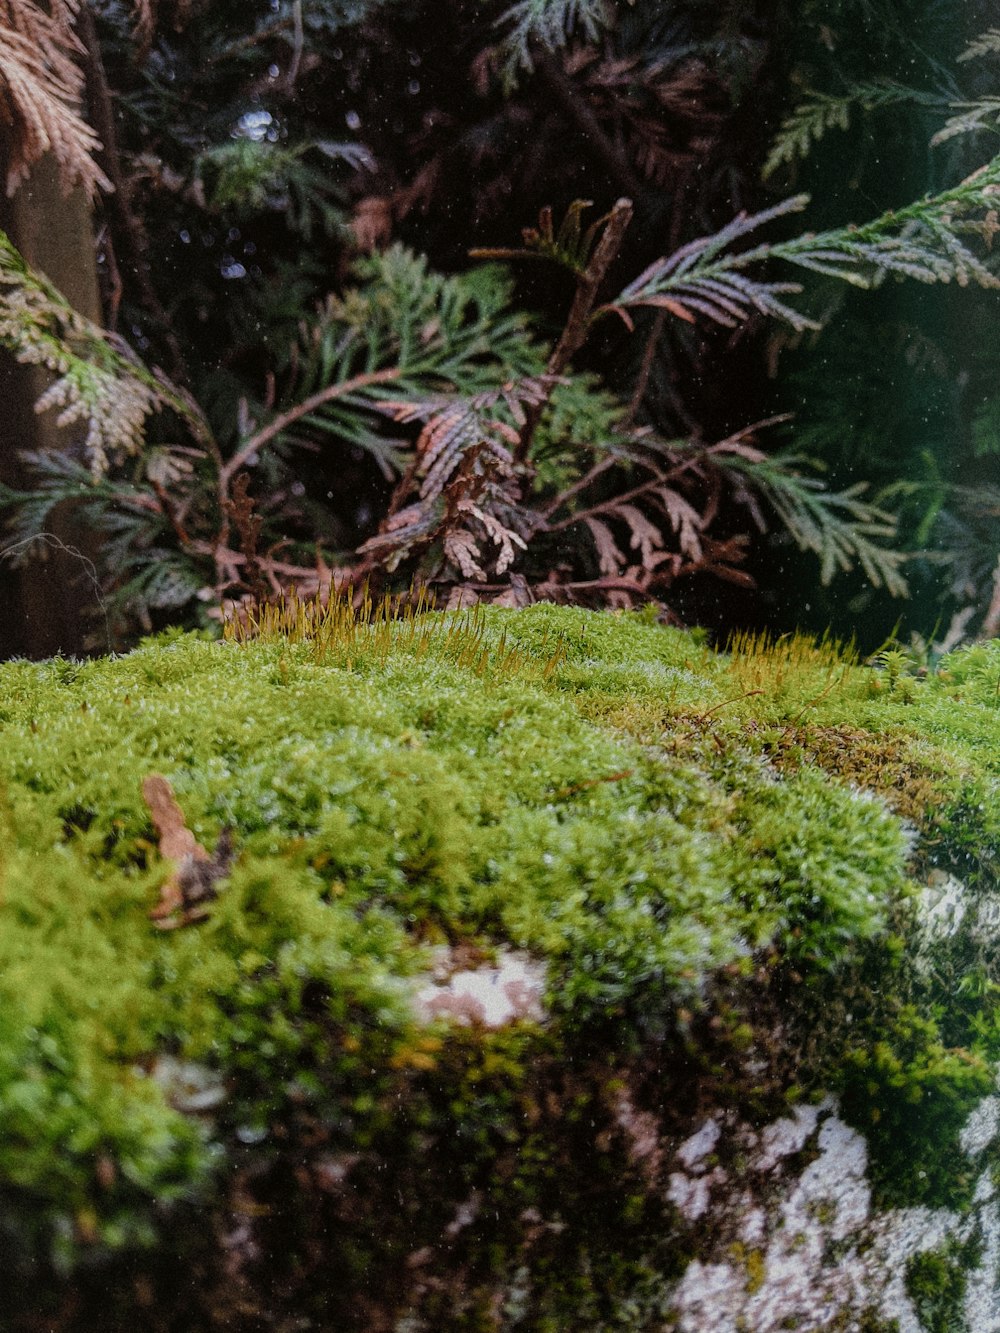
0, 229, 204, 472
0, 0, 997, 646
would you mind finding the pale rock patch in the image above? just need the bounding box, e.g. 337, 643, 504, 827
667, 1092, 1000, 1332
412, 948, 546, 1027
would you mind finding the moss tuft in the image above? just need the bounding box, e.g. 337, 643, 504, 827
0, 603, 997, 1325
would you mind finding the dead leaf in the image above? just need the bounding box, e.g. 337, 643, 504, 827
142, 774, 232, 928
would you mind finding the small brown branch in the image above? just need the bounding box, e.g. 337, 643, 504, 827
150, 480, 192, 545
546, 474, 664, 533
627, 308, 667, 423
981, 552, 1000, 640
548, 198, 634, 378
93, 224, 123, 331
542, 416, 793, 532
285, 0, 304, 91
193, 538, 345, 602
515, 197, 633, 467
538, 575, 661, 598
538, 455, 617, 520
221, 473, 268, 601
218, 368, 401, 493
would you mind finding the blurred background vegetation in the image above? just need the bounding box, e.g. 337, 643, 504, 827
0, 0, 997, 657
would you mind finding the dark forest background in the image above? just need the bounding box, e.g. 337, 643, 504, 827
1, 0, 998, 658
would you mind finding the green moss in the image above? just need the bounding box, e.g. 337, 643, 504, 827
906, 1232, 982, 1333
836, 1006, 991, 1210
0, 604, 996, 1324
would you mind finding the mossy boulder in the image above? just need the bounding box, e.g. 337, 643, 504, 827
0, 603, 999, 1330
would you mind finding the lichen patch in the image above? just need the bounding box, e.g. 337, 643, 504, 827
412, 949, 547, 1027
668, 1094, 1000, 1331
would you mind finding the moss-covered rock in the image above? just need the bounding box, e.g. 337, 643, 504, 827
0, 602, 998, 1330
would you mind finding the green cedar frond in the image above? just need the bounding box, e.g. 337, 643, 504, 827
496, 0, 611, 85
193, 139, 355, 239
931, 99, 1000, 145
0, 448, 162, 567
771, 164, 1000, 289
0, 230, 207, 473
274, 247, 548, 472
930, 30, 1000, 145
612, 195, 824, 333
959, 29, 1000, 62
114, 551, 206, 612
763, 83, 942, 179
294, 246, 543, 392
612, 167, 1000, 335
724, 452, 909, 595
972, 395, 1000, 458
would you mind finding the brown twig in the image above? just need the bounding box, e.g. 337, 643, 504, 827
192, 539, 344, 592
285, 0, 304, 92
515, 197, 634, 467
150, 479, 192, 546
142, 773, 232, 928
536, 574, 661, 598
538, 455, 617, 520
980, 552, 1000, 639
627, 308, 667, 423
545, 462, 681, 533
218, 368, 401, 493
548, 198, 634, 378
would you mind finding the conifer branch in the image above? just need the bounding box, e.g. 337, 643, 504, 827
0, 228, 207, 473
764, 83, 945, 179
219, 368, 402, 491
496, 0, 611, 86
610, 167, 1000, 335
515, 197, 633, 465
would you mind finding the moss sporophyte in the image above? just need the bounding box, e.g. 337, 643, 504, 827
0, 599, 998, 1329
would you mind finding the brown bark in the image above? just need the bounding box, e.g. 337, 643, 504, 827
0, 150, 104, 659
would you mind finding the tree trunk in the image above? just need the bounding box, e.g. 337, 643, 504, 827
0, 152, 103, 659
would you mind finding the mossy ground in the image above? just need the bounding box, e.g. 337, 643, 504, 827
0, 602, 998, 1329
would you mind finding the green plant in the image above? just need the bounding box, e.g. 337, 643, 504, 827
2, 0, 999, 647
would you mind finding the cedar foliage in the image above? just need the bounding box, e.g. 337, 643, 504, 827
0, 0, 997, 645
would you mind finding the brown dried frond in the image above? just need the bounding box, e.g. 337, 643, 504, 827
0, 0, 110, 196
359, 380, 546, 580
131, 0, 156, 56
0, 0, 81, 48
221, 471, 268, 603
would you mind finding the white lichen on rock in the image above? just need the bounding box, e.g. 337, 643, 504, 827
412, 948, 547, 1027
666, 1092, 1000, 1331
